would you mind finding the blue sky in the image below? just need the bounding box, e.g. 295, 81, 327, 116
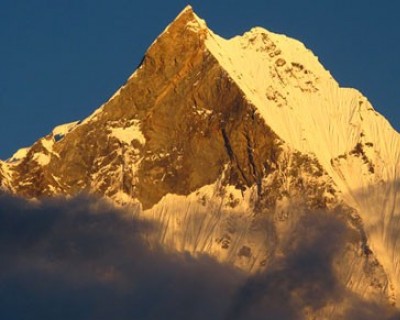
1, 0, 399, 159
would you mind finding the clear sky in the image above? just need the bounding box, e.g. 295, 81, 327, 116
1, 0, 399, 159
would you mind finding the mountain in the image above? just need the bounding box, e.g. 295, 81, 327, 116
1, 6, 399, 318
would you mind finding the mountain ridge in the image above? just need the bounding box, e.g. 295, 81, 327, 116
1, 6, 399, 318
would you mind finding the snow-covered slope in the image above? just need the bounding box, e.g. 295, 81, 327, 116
1, 6, 399, 317
177, 9, 400, 305
199, 13, 400, 303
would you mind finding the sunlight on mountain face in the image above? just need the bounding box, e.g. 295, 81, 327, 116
0, 6, 399, 319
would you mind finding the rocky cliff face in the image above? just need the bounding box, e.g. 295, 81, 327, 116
0, 162, 5, 189
0, 161, 11, 191
2, 6, 400, 318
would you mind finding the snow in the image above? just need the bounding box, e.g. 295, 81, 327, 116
40, 137, 53, 152
109, 121, 145, 145
202, 21, 400, 304
141, 179, 261, 269
186, 19, 204, 32
52, 121, 79, 137
6, 122, 76, 166
1, 7, 399, 308
76, 12, 399, 297
33, 153, 51, 166
7, 136, 56, 166
31, 138, 55, 166
203, 24, 399, 168
130, 11, 400, 302
8, 147, 30, 163
173, 5, 207, 31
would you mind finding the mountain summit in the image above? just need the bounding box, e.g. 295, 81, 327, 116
1, 7, 399, 318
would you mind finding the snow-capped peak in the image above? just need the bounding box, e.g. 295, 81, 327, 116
148, 5, 208, 49
173, 5, 207, 30
201, 15, 400, 305
202, 15, 399, 179
2, 7, 399, 312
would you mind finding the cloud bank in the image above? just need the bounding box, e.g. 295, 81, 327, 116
0, 194, 398, 319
